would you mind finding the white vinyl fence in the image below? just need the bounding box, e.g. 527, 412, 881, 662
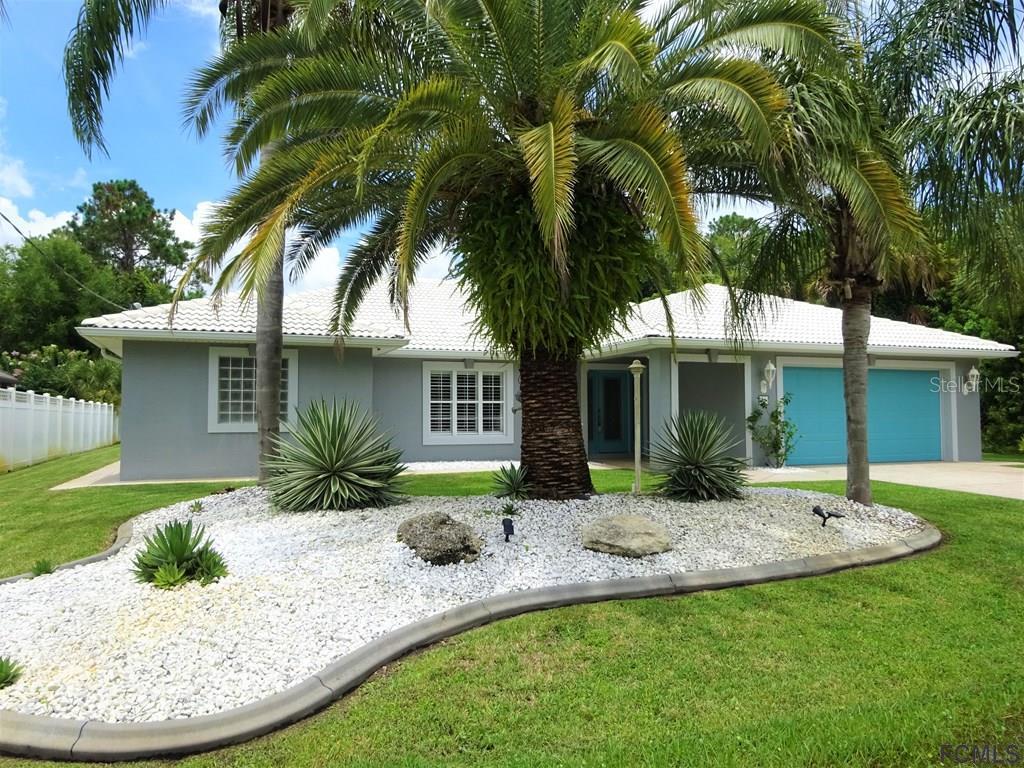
0, 387, 119, 472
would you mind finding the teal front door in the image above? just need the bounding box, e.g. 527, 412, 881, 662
588, 370, 632, 455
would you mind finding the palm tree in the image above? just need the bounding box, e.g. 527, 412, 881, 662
182, 0, 844, 499
739, 0, 1022, 504
63, 0, 294, 481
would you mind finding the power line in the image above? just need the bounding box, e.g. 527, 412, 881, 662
0, 209, 130, 312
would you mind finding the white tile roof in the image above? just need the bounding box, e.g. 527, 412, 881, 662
614, 284, 1015, 355
80, 280, 1016, 358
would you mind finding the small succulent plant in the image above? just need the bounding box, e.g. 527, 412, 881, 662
0, 657, 22, 689
132, 520, 228, 589
492, 464, 530, 500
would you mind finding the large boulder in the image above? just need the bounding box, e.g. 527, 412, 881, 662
581, 515, 672, 558
397, 512, 483, 565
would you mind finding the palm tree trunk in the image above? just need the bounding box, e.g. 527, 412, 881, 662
518, 348, 593, 499
255, 256, 284, 482
841, 282, 872, 505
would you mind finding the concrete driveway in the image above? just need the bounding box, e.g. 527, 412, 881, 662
747, 461, 1024, 500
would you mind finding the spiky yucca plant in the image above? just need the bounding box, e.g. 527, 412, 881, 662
651, 411, 747, 502
132, 520, 228, 588
0, 657, 21, 689
266, 400, 405, 511
492, 464, 530, 501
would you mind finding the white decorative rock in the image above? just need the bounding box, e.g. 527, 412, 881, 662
0, 487, 925, 723
581, 515, 673, 558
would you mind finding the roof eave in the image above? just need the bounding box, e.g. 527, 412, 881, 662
592, 336, 1018, 360
76, 327, 409, 358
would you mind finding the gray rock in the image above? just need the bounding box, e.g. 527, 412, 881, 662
397, 512, 482, 565
581, 515, 673, 558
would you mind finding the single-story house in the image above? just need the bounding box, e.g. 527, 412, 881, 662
78, 281, 1018, 481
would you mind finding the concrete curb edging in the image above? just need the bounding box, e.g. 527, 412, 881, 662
0, 521, 134, 586
0, 523, 942, 762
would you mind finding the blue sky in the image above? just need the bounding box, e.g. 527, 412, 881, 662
0, 0, 361, 291
0, 0, 764, 295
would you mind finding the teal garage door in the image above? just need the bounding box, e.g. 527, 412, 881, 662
783, 367, 942, 465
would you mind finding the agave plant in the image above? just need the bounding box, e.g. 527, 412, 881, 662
492, 464, 530, 501
651, 411, 747, 502
0, 656, 21, 689
265, 400, 405, 511
132, 520, 228, 588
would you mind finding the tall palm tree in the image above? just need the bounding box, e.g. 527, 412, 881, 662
739, 0, 1022, 504
63, 0, 294, 481
184, 0, 843, 498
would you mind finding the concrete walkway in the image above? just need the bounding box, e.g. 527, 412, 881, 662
747, 461, 1024, 500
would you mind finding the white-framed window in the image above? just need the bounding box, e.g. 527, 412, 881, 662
422, 362, 515, 445
207, 347, 298, 433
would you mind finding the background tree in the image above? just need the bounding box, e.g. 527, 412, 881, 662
0, 346, 121, 405
183, 0, 842, 498
65, 179, 198, 295
0, 235, 155, 351
738, 0, 1022, 504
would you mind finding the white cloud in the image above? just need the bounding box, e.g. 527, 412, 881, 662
171, 201, 218, 245
124, 40, 149, 59
0, 197, 74, 247
175, 0, 222, 19
418, 243, 455, 280
0, 96, 34, 199
0, 157, 33, 198
66, 167, 89, 190
288, 247, 341, 293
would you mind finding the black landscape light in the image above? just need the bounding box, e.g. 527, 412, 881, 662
502, 517, 515, 542
812, 504, 846, 528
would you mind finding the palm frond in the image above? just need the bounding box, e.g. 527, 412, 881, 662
64, 0, 168, 156
517, 91, 578, 280
664, 56, 788, 157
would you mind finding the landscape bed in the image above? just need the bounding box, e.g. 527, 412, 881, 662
0, 486, 927, 725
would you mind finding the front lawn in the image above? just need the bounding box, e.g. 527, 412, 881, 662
982, 451, 1024, 467
0, 447, 237, 579
0, 452, 1021, 767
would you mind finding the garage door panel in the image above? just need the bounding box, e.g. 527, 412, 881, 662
782, 366, 941, 466
868, 370, 941, 462
783, 367, 846, 465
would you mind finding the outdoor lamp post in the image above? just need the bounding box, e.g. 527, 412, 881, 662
967, 366, 981, 394
628, 359, 645, 494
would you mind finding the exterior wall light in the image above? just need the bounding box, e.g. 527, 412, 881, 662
628, 359, 646, 494
967, 366, 981, 394
760, 360, 777, 395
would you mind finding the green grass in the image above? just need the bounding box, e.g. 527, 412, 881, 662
0, 454, 1022, 766
982, 451, 1024, 467
403, 468, 651, 496
0, 447, 238, 579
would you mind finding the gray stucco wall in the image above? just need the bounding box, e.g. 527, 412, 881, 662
120, 341, 373, 480
678, 361, 748, 459
955, 359, 983, 461
371, 357, 521, 462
